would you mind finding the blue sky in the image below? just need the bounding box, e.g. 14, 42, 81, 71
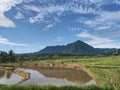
0, 0, 120, 53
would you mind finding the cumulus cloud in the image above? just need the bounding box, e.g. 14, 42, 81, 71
54, 37, 64, 42
1, 0, 120, 28
18, 0, 102, 24
0, 0, 23, 28
44, 24, 54, 31
77, 11, 120, 33
96, 26, 111, 30
29, 13, 45, 23
14, 12, 25, 19
14, 44, 45, 53
23, 5, 41, 12
0, 14, 16, 28
78, 31, 120, 48
71, 27, 82, 31
0, 36, 28, 46
23, 5, 65, 24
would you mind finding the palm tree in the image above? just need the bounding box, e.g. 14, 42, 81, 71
0, 51, 8, 63
8, 50, 15, 62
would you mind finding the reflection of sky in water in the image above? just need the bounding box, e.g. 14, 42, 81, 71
0, 70, 22, 84
0, 68, 96, 85
20, 68, 96, 86
20, 69, 76, 86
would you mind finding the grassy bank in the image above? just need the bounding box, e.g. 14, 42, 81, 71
0, 56, 120, 89
23, 56, 120, 89
0, 85, 115, 90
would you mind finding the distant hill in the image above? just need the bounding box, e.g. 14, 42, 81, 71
95, 48, 120, 55
36, 40, 96, 56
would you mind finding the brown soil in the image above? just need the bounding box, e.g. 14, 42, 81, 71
22, 63, 83, 70
13, 69, 30, 84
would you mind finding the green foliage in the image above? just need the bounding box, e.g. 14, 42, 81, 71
22, 56, 120, 88
38, 40, 95, 56
66, 40, 95, 55
8, 50, 15, 62
1, 54, 120, 89
31, 40, 120, 56
0, 85, 115, 90
0, 50, 16, 63
0, 51, 8, 63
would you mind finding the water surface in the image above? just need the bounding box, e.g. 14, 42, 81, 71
20, 67, 96, 86
0, 68, 22, 84
0, 67, 96, 86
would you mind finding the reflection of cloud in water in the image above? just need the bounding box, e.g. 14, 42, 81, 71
0, 68, 22, 84
84, 80, 97, 86
20, 68, 96, 86
20, 69, 76, 86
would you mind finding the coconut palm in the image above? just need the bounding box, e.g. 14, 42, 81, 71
0, 51, 8, 63
8, 50, 15, 62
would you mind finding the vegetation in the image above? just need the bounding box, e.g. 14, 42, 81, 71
0, 50, 120, 89
0, 85, 115, 90
37, 40, 95, 55
0, 50, 15, 63
20, 56, 120, 89
35, 40, 120, 56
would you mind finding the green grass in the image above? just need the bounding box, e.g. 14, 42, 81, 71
1, 56, 120, 89
24, 56, 120, 88
0, 85, 115, 90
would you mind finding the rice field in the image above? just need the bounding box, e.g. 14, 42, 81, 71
31, 56, 120, 88
1, 56, 120, 89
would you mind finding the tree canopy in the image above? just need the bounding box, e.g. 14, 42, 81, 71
0, 50, 15, 63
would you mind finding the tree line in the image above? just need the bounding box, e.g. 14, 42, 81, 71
0, 50, 16, 63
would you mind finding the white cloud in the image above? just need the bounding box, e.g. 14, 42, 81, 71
29, 13, 45, 23
24, 5, 64, 23
71, 27, 82, 31
1, 0, 120, 29
0, 0, 23, 28
44, 24, 54, 31
79, 11, 120, 32
98, 11, 120, 22
14, 43, 45, 53
0, 14, 16, 28
71, 6, 97, 14
23, 5, 41, 12
78, 31, 91, 38
0, 36, 28, 46
23, 5, 48, 23
78, 31, 120, 48
14, 12, 24, 19
29, 17, 35, 23
21, 1, 102, 24
54, 37, 64, 42
23, 0, 34, 3
96, 26, 111, 30
83, 20, 98, 27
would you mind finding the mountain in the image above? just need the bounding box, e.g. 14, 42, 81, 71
36, 40, 96, 56
95, 48, 120, 55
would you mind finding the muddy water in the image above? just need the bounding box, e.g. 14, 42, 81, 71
20, 67, 96, 86
0, 68, 22, 84
0, 67, 96, 86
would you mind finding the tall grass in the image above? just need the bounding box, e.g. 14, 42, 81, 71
32, 56, 120, 88
87, 67, 120, 88
1, 56, 120, 89
0, 85, 115, 90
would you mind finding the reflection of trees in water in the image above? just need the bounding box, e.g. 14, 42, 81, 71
0, 69, 5, 78
0, 69, 12, 79
6, 70, 12, 79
